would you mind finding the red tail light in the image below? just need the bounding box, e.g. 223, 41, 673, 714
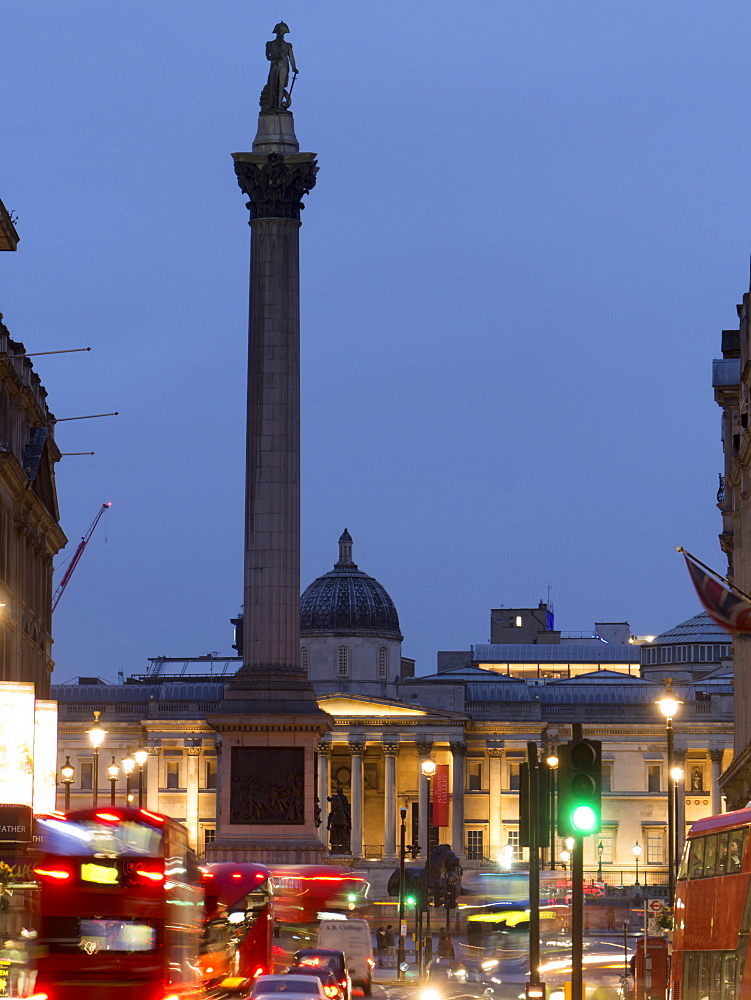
34, 866, 71, 882
95, 812, 120, 823
366, 958, 375, 970
252, 966, 264, 979
135, 868, 164, 884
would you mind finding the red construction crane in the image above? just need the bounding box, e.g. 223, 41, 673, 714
52, 502, 112, 612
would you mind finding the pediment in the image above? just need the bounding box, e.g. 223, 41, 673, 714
317, 694, 428, 717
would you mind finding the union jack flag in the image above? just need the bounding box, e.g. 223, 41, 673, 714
682, 550, 751, 634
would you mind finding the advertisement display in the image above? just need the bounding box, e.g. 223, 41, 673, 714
0, 683, 35, 808
33, 700, 58, 814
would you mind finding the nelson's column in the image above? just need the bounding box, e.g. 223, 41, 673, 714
207, 25, 333, 863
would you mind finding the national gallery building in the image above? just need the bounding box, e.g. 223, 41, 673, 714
53, 533, 733, 880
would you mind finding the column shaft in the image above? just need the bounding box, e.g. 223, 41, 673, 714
383, 749, 397, 859
710, 750, 724, 815
146, 750, 160, 812
350, 746, 364, 857
488, 751, 503, 863
186, 751, 200, 853
317, 746, 331, 845
450, 743, 466, 858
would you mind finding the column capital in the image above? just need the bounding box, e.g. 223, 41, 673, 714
185, 747, 201, 757
416, 740, 433, 758
316, 742, 333, 755
382, 742, 400, 756
449, 741, 468, 756
234, 152, 318, 222
349, 740, 366, 756
486, 740, 504, 758
147, 745, 161, 757
709, 748, 725, 763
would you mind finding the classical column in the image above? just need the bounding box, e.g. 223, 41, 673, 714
185, 745, 201, 853
350, 741, 365, 857
146, 745, 160, 812
417, 740, 433, 861
450, 742, 467, 858
316, 742, 332, 846
710, 749, 725, 815
487, 743, 503, 864
383, 741, 399, 859
674, 749, 686, 867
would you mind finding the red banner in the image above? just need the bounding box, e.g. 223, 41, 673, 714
432, 764, 450, 827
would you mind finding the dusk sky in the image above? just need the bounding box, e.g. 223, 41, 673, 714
2, 2, 748, 683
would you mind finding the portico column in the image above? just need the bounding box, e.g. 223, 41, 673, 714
146, 745, 160, 812
488, 743, 503, 864
674, 749, 686, 867
316, 742, 332, 846
416, 740, 433, 861
383, 742, 399, 860
349, 741, 365, 857
710, 749, 725, 815
450, 742, 467, 859
185, 745, 201, 853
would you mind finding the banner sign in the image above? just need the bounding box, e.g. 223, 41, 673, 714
433, 764, 450, 827
33, 700, 58, 814
0, 683, 35, 808
0, 804, 33, 843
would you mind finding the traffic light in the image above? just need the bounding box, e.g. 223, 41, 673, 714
556, 737, 601, 836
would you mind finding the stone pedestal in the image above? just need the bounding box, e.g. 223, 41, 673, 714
206, 104, 332, 864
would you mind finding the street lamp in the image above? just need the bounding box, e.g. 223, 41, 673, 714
107, 757, 119, 807
546, 751, 558, 869
560, 849, 571, 871
60, 756, 74, 811
657, 678, 682, 903
597, 840, 604, 881
633, 841, 642, 885
397, 806, 407, 980
419, 758, 436, 974
134, 748, 148, 807
122, 752, 135, 804
86, 711, 107, 807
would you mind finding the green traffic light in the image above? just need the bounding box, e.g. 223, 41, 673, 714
406, 895, 416, 905
347, 894, 357, 902
571, 804, 598, 832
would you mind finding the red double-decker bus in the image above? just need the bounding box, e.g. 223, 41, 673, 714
200, 862, 273, 983
672, 807, 751, 1000
33, 808, 204, 1000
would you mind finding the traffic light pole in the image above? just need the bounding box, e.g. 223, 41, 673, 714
526, 743, 541, 985
572, 835, 584, 1000
397, 807, 407, 980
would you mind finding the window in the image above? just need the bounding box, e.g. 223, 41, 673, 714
601, 763, 612, 793
166, 761, 180, 789
378, 647, 387, 679
645, 826, 666, 864
507, 829, 523, 862
647, 764, 661, 793
205, 760, 217, 789
509, 763, 521, 791
467, 762, 482, 791
677, 645, 689, 662
337, 646, 349, 677
598, 828, 616, 864
467, 830, 484, 860
204, 828, 216, 852
80, 761, 93, 791
515, 616, 523, 627
300, 646, 309, 673
689, 764, 705, 793
660, 647, 672, 663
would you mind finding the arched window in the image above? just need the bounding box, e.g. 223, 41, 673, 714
337, 646, 349, 677
378, 646, 388, 679
300, 645, 309, 674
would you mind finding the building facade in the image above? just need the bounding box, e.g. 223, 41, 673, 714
53, 536, 733, 883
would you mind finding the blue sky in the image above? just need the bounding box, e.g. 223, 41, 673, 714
2, 2, 749, 681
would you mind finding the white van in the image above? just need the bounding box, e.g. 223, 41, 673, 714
316, 919, 374, 995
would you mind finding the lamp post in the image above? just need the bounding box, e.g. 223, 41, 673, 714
560, 849, 571, 871
420, 758, 436, 976
107, 757, 119, 807
633, 841, 642, 885
597, 840, 604, 881
656, 679, 682, 903
546, 750, 558, 869
86, 711, 107, 807
122, 752, 135, 805
397, 806, 407, 980
61, 756, 74, 811
134, 748, 148, 807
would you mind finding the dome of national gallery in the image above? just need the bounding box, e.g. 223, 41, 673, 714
300, 530, 402, 637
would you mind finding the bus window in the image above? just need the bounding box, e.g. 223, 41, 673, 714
716, 832, 729, 875
722, 954, 736, 1000
704, 835, 718, 878
689, 837, 705, 880
711, 950, 723, 999
729, 830, 746, 872
699, 952, 711, 1000
678, 839, 691, 880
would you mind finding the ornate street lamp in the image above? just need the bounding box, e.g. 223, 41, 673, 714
60, 756, 74, 811
546, 750, 558, 869
656, 679, 682, 902
397, 806, 407, 980
107, 757, 119, 807
633, 841, 642, 885
597, 840, 604, 881
133, 748, 148, 808
86, 711, 107, 807
419, 758, 436, 974
121, 752, 135, 804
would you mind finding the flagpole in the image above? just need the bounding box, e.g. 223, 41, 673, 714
677, 547, 751, 605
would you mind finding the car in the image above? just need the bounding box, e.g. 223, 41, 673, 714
285, 965, 344, 1000
250, 975, 327, 1000
316, 919, 374, 995
292, 948, 352, 1000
